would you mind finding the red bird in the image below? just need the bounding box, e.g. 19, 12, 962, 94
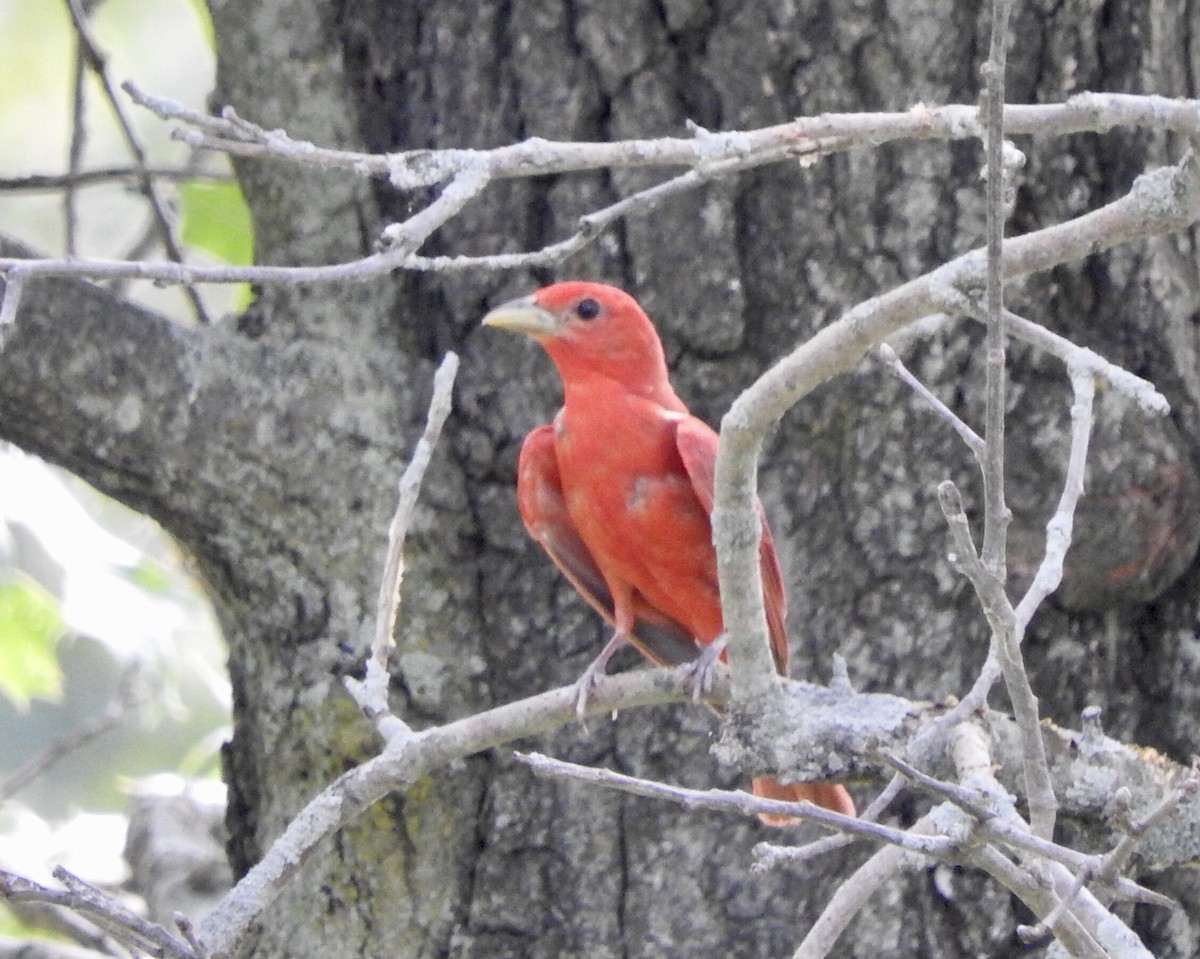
483, 281, 854, 823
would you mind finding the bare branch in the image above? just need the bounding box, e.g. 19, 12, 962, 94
196, 665, 729, 959
515, 751, 948, 853
995, 308, 1167, 413
877, 342, 985, 455
879, 745, 1174, 909
791, 820, 934, 959
1095, 775, 1200, 888
948, 723, 1153, 958
713, 146, 1200, 723
124, 82, 1200, 187
346, 352, 460, 739
4, 92, 1198, 293
0, 869, 196, 959
755, 775, 907, 872
975, 0, 1062, 843
979, 0, 1015, 579
1013, 367, 1095, 626
936, 482, 1059, 836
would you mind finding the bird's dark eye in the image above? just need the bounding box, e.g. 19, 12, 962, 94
575, 298, 601, 320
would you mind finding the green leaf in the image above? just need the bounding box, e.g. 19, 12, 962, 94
0, 576, 64, 710
179, 180, 254, 266
179, 178, 255, 312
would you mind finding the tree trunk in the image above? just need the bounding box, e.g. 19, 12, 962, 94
4, 0, 1200, 956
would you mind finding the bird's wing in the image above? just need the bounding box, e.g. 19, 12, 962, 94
518, 424, 699, 667
674, 417, 790, 676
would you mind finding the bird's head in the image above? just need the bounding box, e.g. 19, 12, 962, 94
482, 281, 674, 399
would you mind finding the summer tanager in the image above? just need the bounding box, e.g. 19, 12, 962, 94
483, 281, 854, 823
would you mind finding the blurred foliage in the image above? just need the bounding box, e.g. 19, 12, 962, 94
0, 0, 234, 883
179, 180, 254, 311
0, 574, 63, 710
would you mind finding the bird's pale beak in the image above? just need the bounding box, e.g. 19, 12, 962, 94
481, 295, 559, 338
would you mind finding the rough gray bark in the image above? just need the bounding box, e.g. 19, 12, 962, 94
3, 0, 1200, 957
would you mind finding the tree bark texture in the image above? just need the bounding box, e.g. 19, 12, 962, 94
4, 0, 1200, 956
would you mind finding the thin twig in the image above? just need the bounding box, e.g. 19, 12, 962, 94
1017, 868, 1089, 943
755, 774, 907, 871
346, 352, 460, 738
65, 40, 88, 257
876, 342, 985, 455
0, 668, 147, 800
979, 0, 1014, 576
936, 482, 1059, 837
996, 308, 1164, 412
0, 167, 231, 192
976, 0, 1057, 844
928, 286, 1169, 414
0, 869, 196, 959
53, 868, 195, 959
174, 914, 208, 959
515, 752, 950, 853
1013, 367, 1095, 627
63, 0, 209, 324
1096, 775, 1200, 886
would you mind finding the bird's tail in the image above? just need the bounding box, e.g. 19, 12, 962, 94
751, 776, 856, 827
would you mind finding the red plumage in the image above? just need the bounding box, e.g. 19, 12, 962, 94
486, 281, 854, 823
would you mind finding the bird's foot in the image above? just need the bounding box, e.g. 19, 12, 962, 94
571, 661, 606, 721
686, 634, 728, 703
572, 629, 628, 721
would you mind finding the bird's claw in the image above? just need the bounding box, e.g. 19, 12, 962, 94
571, 629, 627, 722
686, 634, 728, 703
571, 663, 605, 721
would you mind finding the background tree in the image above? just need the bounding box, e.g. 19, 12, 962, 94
3, 1, 1200, 957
